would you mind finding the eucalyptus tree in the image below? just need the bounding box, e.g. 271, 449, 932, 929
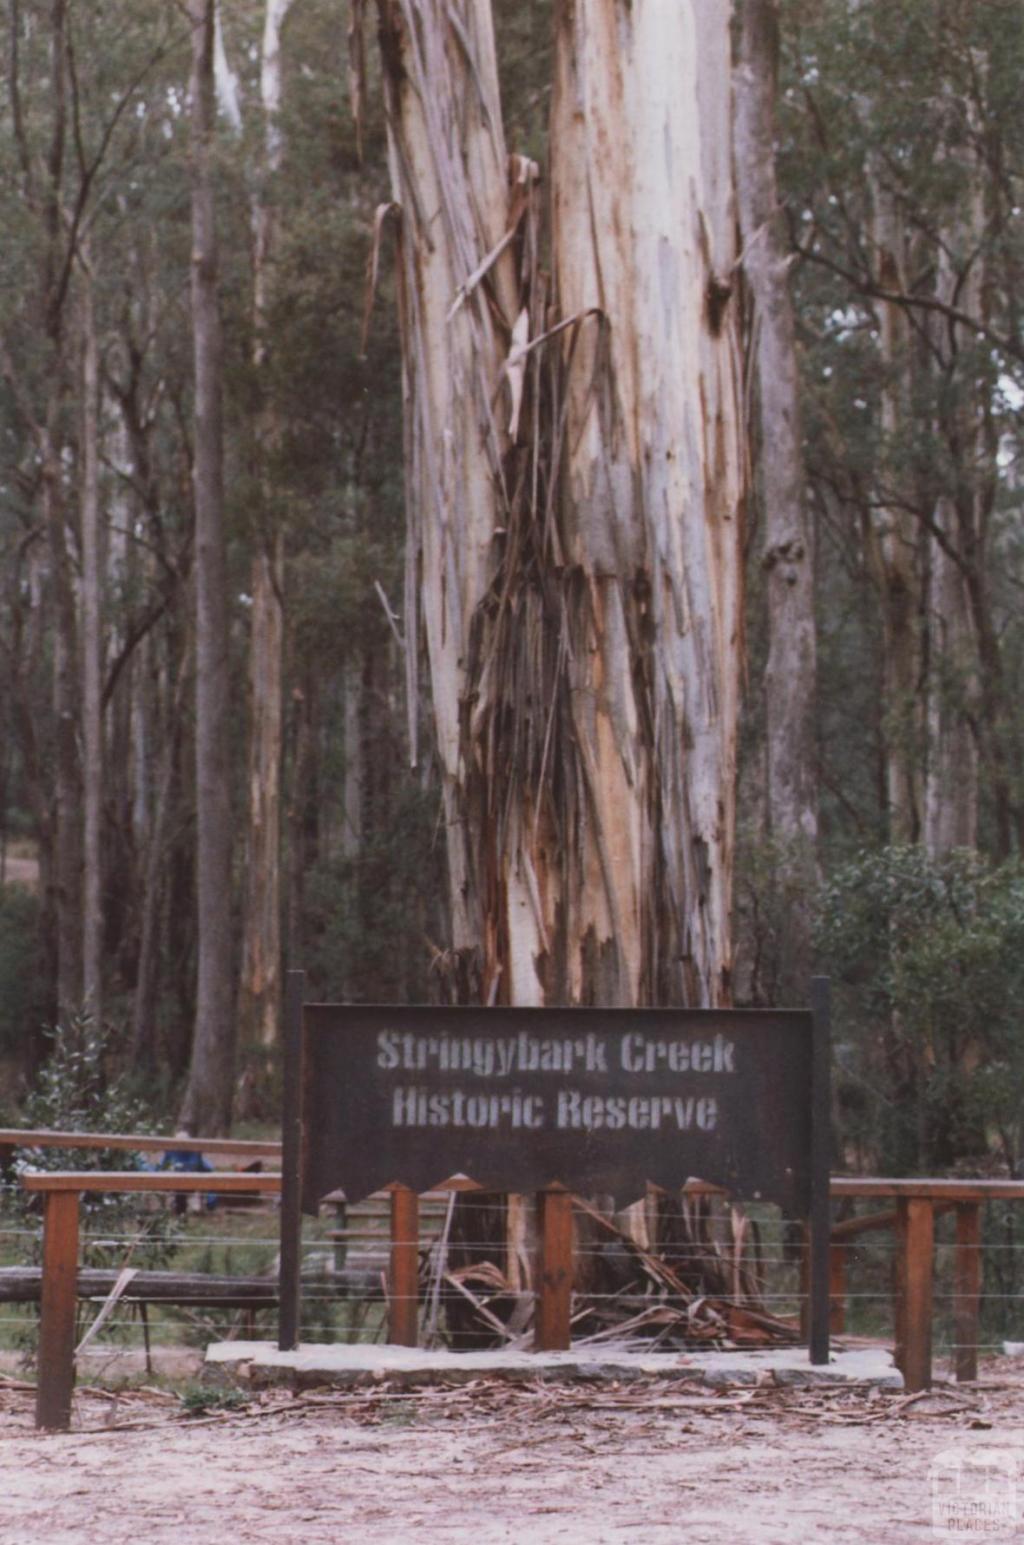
371, 0, 745, 1010
780, 0, 1024, 858
0, 0, 186, 1019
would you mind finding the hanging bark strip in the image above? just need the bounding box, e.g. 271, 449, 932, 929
373, 0, 530, 1001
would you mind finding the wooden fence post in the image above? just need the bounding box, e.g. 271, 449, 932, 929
896, 1197, 934, 1392
954, 1203, 981, 1383
535, 1186, 572, 1352
829, 1242, 846, 1334
36, 1189, 80, 1431
388, 1185, 419, 1347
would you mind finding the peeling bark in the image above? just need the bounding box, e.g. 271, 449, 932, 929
547, 0, 744, 1007
375, 0, 522, 999
376, 0, 743, 1012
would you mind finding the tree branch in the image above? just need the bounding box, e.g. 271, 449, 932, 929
792, 238, 1024, 367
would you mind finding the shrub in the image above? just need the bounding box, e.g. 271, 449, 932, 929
14, 1012, 179, 1271
816, 847, 1024, 1173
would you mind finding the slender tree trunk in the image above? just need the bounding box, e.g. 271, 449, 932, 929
237, 0, 292, 1100
80, 262, 103, 1017
340, 659, 361, 863
43, 418, 83, 1017
866, 176, 922, 844
923, 499, 977, 855
132, 645, 190, 1070
179, 0, 235, 1134
924, 169, 985, 856
38, 0, 82, 1016
285, 654, 319, 969
735, 0, 818, 1001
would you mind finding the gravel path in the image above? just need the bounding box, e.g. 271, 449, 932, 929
1, 1370, 1022, 1543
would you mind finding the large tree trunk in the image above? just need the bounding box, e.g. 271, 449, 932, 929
734, 0, 818, 1002
237, 0, 293, 1108
179, 0, 235, 1134
546, 0, 744, 1008
376, 0, 743, 1011
375, 0, 744, 1343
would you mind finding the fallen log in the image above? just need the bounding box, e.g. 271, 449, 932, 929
0, 1266, 381, 1307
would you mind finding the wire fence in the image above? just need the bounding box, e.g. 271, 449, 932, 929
2, 1177, 1023, 1366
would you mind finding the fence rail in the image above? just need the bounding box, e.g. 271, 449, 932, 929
3, 1128, 1022, 1428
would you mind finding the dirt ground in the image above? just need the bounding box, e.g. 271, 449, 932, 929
1, 1364, 1023, 1544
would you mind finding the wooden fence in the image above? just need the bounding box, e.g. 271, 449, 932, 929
3, 1129, 1018, 1427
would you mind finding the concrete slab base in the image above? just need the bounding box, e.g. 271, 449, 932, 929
205, 1339, 903, 1392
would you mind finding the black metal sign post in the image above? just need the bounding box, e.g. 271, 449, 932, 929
809, 976, 832, 1364
278, 980, 831, 1363
277, 970, 306, 1351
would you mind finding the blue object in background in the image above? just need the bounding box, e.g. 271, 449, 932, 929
159, 1137, 216, 1211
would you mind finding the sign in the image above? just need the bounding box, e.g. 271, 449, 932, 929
296, 1003, 819, 1215
278, 975, 832, 1364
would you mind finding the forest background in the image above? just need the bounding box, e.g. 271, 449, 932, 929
0, 0, 1022, 1179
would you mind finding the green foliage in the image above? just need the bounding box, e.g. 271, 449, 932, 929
21, 1013, 156, 1145
734, 823, 819, 1006
15, 1014, 179, 1269
818, 847, 1024, 1172
776, 0, 1024, 856
302, 773, 443, 1005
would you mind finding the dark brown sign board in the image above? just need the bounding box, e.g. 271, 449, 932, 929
278, 974, 831, 1363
